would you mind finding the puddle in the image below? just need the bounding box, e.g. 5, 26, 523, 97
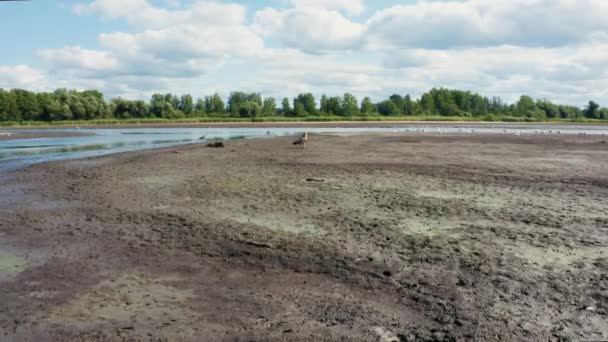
0, 249, 28, 281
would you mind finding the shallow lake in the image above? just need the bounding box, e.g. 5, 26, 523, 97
1, 123, 607, 170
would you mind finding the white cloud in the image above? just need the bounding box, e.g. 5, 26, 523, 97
254, 7, 364, 53
288, 0, 365, 15
366, 0, 608, 49
53, 1, 264, 82
39, 47, 120, 72
28, 0, 608, 105
73, 0, 246, 29
0, 65, 46, 90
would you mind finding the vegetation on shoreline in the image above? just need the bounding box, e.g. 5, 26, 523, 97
2, 116, 606, 128
1, 87, 607, 126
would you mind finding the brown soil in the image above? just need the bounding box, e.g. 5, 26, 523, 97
0, 132, 94, 141
1, 133, 607, 341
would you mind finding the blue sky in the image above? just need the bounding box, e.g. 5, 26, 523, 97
1, 0, 608, 105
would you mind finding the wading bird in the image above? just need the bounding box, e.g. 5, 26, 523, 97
293, 132, 308, 146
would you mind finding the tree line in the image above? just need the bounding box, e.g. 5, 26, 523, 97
0, 87, 607, 122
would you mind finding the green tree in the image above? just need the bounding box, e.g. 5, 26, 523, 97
294, 93, 316, 115
320, 94, 329, 114
377, 100, 399, 116
537, 100, 559, 119
0, 89, 18, 121
293, 102, 306, 117
228, 91, 247, 116
341, 93, 359, 116
404, 94, 414, 115
584, 101, 600, 119
281, 97, 292, 116
179, 94, 194, 116
600, 108, 608, 120
360, 97, 375, 115
194, 98, 206, 115
261, 97, 276, 116
419, 93, 436, 115
389, 94, 405, 114
163, 93, 179, 111
469, 94, 488, 116
150, 93, 167, 118
239, 101, 262, 118
516, 95, 543, 118
12, 89, 40, 121
210, 93, 225, 114
325, 96, 342, 115
228, 92, 262, 116
111, 98, 132, 119
558, 105, 580, 119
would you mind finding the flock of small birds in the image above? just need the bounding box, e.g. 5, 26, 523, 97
396, 128, 604, 137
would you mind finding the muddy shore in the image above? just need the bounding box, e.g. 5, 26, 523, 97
0, 132, 94, 141
1, 133, 607, 341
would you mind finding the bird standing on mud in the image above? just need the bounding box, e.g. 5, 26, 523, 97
293, 132, 309, 146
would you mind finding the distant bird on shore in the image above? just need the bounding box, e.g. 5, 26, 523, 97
293, 132, 309, 146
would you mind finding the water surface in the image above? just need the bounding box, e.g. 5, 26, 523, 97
1, 124, 607, 170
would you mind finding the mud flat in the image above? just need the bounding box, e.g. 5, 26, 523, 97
0, 133, 607, 341
0, 132, 94, 141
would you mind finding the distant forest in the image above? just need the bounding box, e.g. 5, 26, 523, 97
0, 87, 607, 122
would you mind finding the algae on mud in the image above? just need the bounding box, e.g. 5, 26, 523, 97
0, 249, 27, 281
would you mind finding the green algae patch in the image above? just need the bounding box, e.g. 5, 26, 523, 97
0, 249, 28, 280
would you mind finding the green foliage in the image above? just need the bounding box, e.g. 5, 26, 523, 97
537, 100, 559, 119
228, 92, 262, 116
261, 97, 276, 116
281, 97, 292, 116
389, 94, 405, 114
0, 87, 606, 124
584, 101, 600, 119
194, 98, 206, 115
178, 94, 194, 116
558, 105, 580, 119
293, 93, 316, 116
341, 93, 359, 116
516, 95, 539, 117
238, 101, 261, 118
377, 100, 400, 116
360, 97, 376, 115
404, 94, 414, 116
293, 102, 307, 117
323, 96, 342, 115
210, 93, 225, 114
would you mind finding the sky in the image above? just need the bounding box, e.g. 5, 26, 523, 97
1, 0, 608, 106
